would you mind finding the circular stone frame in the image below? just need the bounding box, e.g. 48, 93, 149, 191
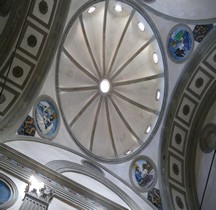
167, 24, 194, 63
0, 173, 18, 209
33, 95, 60, 140
129, 155, 157, 192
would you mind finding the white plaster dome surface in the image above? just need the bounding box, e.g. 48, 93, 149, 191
57, 0, 166, 161
142, 0, 216, 21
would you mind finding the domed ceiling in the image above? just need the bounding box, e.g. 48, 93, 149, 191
0, 0, 216, 209
56, 0, 166, 161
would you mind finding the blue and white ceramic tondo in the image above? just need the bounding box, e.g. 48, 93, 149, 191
129, 156, 157, 192
34, 96, 59, 140
168, 25, 193, 62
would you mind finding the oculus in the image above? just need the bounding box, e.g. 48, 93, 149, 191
0, 174, 18, 209
114, 4, 122, 13
0, 180, 11, 205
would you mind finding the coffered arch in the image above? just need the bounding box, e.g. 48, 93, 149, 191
160, 27, 216, 210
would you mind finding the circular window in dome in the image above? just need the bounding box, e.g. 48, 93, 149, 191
56, 0, 167, 162
0, 180, 11, 205
0, 174, 18, 209
167, 24, 194, 63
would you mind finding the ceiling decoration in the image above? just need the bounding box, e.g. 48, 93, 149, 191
17, 115, 36, 137
199, 123, 216, 153
0, 0, 70, 140
161, 28, 216, 210
0, 0, 30, 63
147, 188, 163, 210
193, 24, 214, 43
129, 155, 157, 192
57, 0, 166, 161
33, 96, 60, 140
167, 24, 194, 63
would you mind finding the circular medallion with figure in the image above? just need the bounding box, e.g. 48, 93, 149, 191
33, 96, 60, 140
167, 24, 193, 63
129, 156, 157, 192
